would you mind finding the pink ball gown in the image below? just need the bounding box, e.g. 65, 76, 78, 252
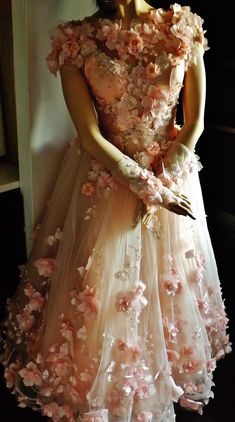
0, 4, 231, 422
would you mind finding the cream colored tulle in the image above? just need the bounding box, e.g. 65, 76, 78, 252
1, 140, 230, 421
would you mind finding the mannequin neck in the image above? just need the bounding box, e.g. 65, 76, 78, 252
114, 0, 154, 21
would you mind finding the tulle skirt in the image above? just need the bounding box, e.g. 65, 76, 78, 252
0, 140, 231, 422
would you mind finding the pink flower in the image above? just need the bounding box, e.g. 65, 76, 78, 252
82, 182, 95, 196
165, 321, 179, 343
77, 266, 86, 277
19, 362, 42, 386
46, 23, 85, 75
60, 39, 80, 62
77, 325, 87, 341
99, 21, 120, 51
61, 404, 75, 420
171, 20, 192, 44
207, 358, 216, 372
91, 159, 105, 173
80, 372, 91, 382
115, 292, 132, 312
151, 8, 170, 25
117, 339, 141, 363
40, 386, 53, 397
60, 321, 74, 341
96, 21, 120, 50
195, 252, 205, 269
215, 349, 225, 360
27, 291, 45, 312
24, 283, 35, 298
127, 34, 144, 55
182, 360, 201, 373
80, 38, 97, 56
4, 362, 21, 388
205, 318, 216, 336
78, 285, 99, 318
46, 54, 60, 75
224, 335, 232, 354
115, 281, 148, 316
71, 285, 99, 320
163, 277, 182, 296
16, 309, 35, 331
83, 408, 109, 422
34, 257, 56, 277
145, 62, 160, 79
137, 412, 153, 422
44, 227, 63, 246
44, 235, 55, 246
134, 379, 155, 400
192, 269, 204, 284
97, 171, 117, 190
46, 352, 71, 377
217, 311, 229, 330
114, 378, 135, 398
42, 402, 60, 418
197, 299, 209, 315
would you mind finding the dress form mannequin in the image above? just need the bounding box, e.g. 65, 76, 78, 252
0, 2, 230, 421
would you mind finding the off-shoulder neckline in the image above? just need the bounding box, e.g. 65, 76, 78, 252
85, 5, 175, 31
90, 2, 179, 20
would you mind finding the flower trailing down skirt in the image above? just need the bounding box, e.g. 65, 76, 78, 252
1, 139, 231, 422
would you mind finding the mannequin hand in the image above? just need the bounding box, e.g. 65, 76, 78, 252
112, 155, 195, 219
156, 141, 195, 182
161, 189, 195, 219
141, 190, 195, 226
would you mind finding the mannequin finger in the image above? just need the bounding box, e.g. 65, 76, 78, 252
168, 203, 195, 219
179, 200, 193, 210
172, 191, 191, 204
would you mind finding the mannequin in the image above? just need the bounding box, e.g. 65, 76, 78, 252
59, 0, 206, 219
0, 1, 230, 421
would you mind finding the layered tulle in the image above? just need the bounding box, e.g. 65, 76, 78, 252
0, 4, 230, 421
1, 139, 230, 422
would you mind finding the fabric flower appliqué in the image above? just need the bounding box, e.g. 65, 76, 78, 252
34, 257, 56, 278
70, 285, 99, 320
115, 281, 148, 318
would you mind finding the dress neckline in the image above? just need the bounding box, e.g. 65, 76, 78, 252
112, 7, 155, 29
92, 4, 175, 31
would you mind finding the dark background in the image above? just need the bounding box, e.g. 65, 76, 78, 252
0, 1, 234, 421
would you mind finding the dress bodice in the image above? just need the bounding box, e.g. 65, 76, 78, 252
46, 3, 208, 169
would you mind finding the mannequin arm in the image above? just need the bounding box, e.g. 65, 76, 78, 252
156, 46, 206, 180
174, 44, 206, 151
59, 65, 123, 171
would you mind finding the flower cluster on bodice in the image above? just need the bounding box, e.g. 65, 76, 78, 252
46, 3, 208, 168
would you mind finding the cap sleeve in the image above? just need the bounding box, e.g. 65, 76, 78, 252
170, 5, 209, 68
187, 10, 209, 67
46, 19, 97, 76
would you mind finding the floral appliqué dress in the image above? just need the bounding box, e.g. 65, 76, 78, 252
0, 4, 231, 422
